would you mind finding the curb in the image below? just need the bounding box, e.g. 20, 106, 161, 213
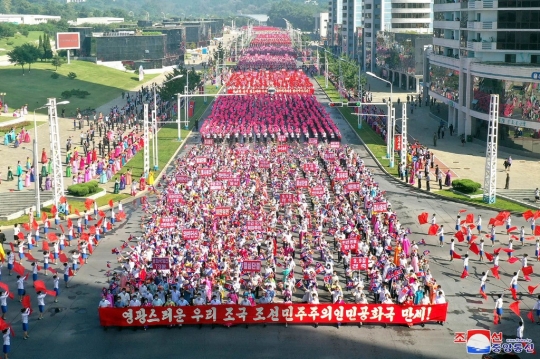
313, 78, 529, 217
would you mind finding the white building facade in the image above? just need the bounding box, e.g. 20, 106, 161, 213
426, 0, 540, 150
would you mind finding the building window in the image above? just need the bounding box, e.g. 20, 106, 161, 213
532, 55, 540, 63
365, 4, 371, 9
505, 54, 517, 63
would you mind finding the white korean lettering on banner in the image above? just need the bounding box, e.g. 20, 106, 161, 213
152, 257, 170, 270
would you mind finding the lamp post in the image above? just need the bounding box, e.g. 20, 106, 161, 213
161, 74, 184, 141
366, 71, 394, 165
32, 100, 69, 217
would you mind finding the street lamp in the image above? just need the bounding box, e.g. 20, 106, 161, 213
366, 71, 394, 166
32, 100, 69, 217
161, 74, 184, 141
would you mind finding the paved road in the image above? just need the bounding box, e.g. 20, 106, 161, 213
0, 79, 537, 359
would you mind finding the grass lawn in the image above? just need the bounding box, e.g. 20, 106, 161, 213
0, 31, 42, 53
1, 60, 157, 116
314, 76, 398, 176
0, 120, 37, 137
435, 189, 536, 212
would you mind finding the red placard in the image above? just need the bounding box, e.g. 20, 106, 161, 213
277, 144, 288, 153
99, 303, 448, 327
246, 220, 263, 231
160, 216, 176, 228
203, 138, 213, 145
228, 177, 240, 186
394, 134, 402, 152
152, 257, 170, 270
280, 193, 295, 204
215, 206, 231, 217
56, 32, 80, 50
216, 171, 233, 180
324, 152, 336, 161
182, 229, 199, 240
335, 171, 348, 181
345, 182, 361, 192
242, 260, 262, 272
350, 257, 369, 271
259, 160, 270, 169
373, 202, 388, 213
195, 156, 208, 164
197, 168, 213, 177
330, 141, 340, 149
168, 194, 185, 204
296, 178, 309, 188
302, 163, 317, 172
210, 182, 223, 191
310, 185, 325, 197
308, 137, 318, 145
341, 238, 358, 252
277, 135, 287, 142
176, 175, 189, 183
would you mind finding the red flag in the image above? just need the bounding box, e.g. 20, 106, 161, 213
479, 290, 488, 300
67, 218, 73, 228
97, 218, 103, 227
23, 223, 30, 231
459, 209, 467, 213
109, 199, 114, 208
509, 301, 520, 317
88, 242, 93, 255
535, 226, 540, 236
455, 231, 465, 242
534, 210, 540, 220
485, 252, 494, 261
469, 243, 480, 255
510, 288, 518, 301
59, 224, 65, 233
25, 253, 36, 262
78, 256, 84, 266
493, 310, 500, 325
527, 311, 535, 323
47, 232, 58, 242
12, 262, 25, 275
460, 269, 468, 279
525, 236, 536, 241
42, 241, 50, 251
490, 267, 500, 280
452, 252, 462, 259
84, 198, 93, 210
496, 211, 510, 221
528, 284, 539, 295
465, 213, 474, 224
428, 224, 439, 236
47, 267, 57, 275
59, 196, 67, 204
59, 253, 69, 264
523, 210, 535, 221
115, 214, 122, 222
68, 268, 74, 277
21, 295, 32, 313
506, 226, 517, 233
107, 222, 112, 230
32, 219, 38, 231
89, 226, 96, 234
17, 232, 24, 240
493, 247, 502, 254
80, 233, 89, 242
98, 210, 105, 218
51, 205, 57, 216
417, 212, 428, 225
33, 280, 56, 297
507, 257, 519, 264
522, 266, 533, 276
75, 209, 81, 217
41, 212, 48, 222
0, 318, 15, 337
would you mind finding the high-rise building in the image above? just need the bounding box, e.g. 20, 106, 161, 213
426, 0, 540, 149
327, 0, 363, 56
363, 0, 432, 72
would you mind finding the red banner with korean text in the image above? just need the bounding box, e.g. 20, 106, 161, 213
394, 134, 402, 152
98, 303, 448, 327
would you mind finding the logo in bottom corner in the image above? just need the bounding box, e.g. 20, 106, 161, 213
466, 329, 492, 354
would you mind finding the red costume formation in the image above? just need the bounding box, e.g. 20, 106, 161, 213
226, 70, 314, 95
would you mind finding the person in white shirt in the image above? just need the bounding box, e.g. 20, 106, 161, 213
71, 251, 80, 275
521, 254, 528, 270
434, 291, 446, 324
240, 296, 251, 306
2, 327, 10, 358
21, 307, 30, 339
0, 291, 9, 320
36, 291, 46, 320
430, 214, 436, 225
480, 272, 488, 294
193, 296, 205, 306
209, 295, 221, 305
53, 275, 59, 302
495, 293, 504, 322
510, 271, 520, 290
98, 296, 111, 308
533, 295, 540, 324
519, 226, 525, 245
479, 239, 485, 262
7, 251, 14, 275
476, 215, 482, 234
16, 275, 26, 301
437, 225, 445, 247
517, 321, 524, 339
129, 297, 141, 307
177, 297, 189, 306
449, 238, 455, 261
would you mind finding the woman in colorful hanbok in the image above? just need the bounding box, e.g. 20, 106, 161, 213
77, 172, 83, 185
66, 150, 72, 164
125, 168, 132, 186
106, 165, 113, 181
148, 171, 155, 186
119, 173, 126, 190
80, 156, 86, 171
84, 167, 91, 183
45, 176, 52, 190
29, 166, 35, 182
25, 156, 31, 170
24, 172, 30, 187
96, 161, 104, 176
65, 163, 72, 178
100, 167, 108, 184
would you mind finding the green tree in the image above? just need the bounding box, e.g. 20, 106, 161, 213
7, 45, 27, 74
43, 33, 53, 60
20, 43, 40, 71
51, 54, 64, 70
159, 66, 201, 103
